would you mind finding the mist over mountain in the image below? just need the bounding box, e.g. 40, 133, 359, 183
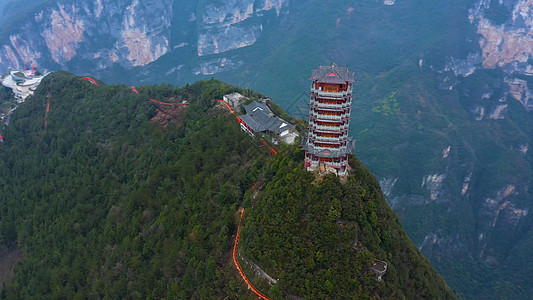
0, 0, 531, 298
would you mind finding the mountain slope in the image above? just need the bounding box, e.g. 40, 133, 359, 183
0, 71, 273, 298
241, 153, 455, 299
0, 1, 532, 298
0, 72, 454, 299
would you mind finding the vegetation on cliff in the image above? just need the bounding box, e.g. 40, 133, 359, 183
241, 148, 455, 299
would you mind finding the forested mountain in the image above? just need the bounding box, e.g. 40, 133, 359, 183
0, 72, 454, 299
241, 156, 454, 299
0, 1, 532, 298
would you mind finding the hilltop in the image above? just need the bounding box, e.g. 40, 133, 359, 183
0, 72, 454, 299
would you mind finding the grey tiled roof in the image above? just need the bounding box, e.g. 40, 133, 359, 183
240, 114, 263, 132
243, 101, 271, 115
301, 137, 355, 157
268, 117, 294, 134
241, 101, 295, 134
310, 63, 354, 84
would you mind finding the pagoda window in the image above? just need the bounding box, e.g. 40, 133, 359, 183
324, 84, 339, 92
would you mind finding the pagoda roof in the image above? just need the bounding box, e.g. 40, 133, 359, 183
310, 63, 354, 84
301, 137, 355, 157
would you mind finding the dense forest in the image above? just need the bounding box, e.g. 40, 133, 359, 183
241, 151, 455, 299
0, 72, 454, 298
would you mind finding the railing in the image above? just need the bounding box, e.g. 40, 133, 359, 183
310, 113, 350, 121
311, 131, 348, 138
311, 145, 350, 153
233, 208, 270, 300
310, 101, 348, 110
314, 160, 345, 168
311, 124, 347, 132
310, 113, 341, 121
309, 133, 348, 142
310, 107, 350, 115
310, 88, 352, 99
310, 136, 343, 142
308, 137, 346, 146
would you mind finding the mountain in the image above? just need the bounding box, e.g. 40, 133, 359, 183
0, 0, 531, 298
0, 71, 454, 299
241, 155, 455, 299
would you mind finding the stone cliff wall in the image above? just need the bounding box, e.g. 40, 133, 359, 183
470, 0, 533, 110
195, 0, 288, 74
0, 0, 288, 76
0, 0, 172, 72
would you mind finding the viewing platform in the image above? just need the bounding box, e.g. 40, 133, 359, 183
369, 260, 388, 281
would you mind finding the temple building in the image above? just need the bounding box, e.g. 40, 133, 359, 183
302, 63, 355, 177
239, 101, 298, 144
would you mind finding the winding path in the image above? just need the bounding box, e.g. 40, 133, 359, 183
81, 77, 98, 85
43, 92, 51, 133
130, 85, 190, 106
233, 208, 270, 300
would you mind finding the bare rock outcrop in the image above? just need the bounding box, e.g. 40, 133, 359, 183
0, 0, 172, 72
469, 0, 533, 110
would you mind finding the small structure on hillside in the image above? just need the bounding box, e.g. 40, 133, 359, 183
223, 92, 247, 111
239, 101, 298, 144
301, 63, 355, 177
369, 260, 388, 281
2, 68, 45, 102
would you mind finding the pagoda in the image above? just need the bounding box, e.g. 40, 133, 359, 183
302, 63, 355, 177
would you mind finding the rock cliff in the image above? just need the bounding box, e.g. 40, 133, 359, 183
468, 0, 533, 110
0, 0, 172, 72
0, 0, 287, 76
197, 0, 286, 57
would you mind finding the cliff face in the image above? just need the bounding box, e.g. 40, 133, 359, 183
0, 0, 172, 71
193, 0, 287, 75
0, 0, 287, 76
468, 0, 533, 111
470, 0, 533, 71
197, 0, 285, 57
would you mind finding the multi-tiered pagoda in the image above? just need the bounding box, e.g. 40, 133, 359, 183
302, 63, 355, 177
